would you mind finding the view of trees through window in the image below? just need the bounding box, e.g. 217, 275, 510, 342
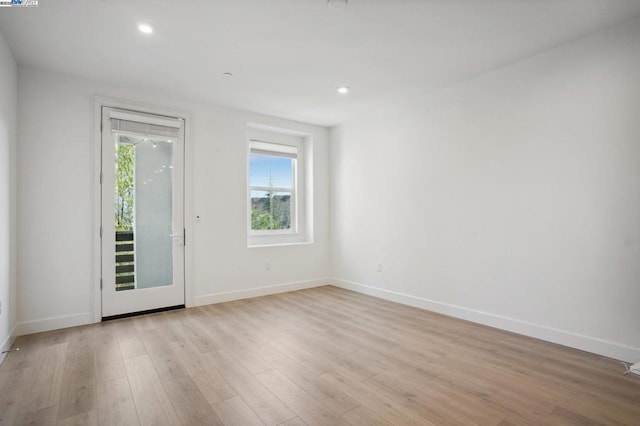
115, 143, 135, 231
251, 192, 291, 230
114, 141, 136, 291
249, 150, 295, 231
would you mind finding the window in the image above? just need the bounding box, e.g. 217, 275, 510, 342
249, 142, 297, 232
247, 127, 310, 246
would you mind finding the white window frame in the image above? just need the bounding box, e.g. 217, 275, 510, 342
247, 128, 308, 247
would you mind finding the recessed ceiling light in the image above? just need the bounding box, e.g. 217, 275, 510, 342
137, 23, 154, 34
337, 85, 350, 94
327, 0, 348, 9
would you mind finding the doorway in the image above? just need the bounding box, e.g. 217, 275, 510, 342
101, 107, 185, 318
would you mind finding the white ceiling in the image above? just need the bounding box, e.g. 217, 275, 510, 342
1, 0, 640, 126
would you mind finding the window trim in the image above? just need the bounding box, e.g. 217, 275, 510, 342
248, 145, 298, 234
247, 128, 308, 247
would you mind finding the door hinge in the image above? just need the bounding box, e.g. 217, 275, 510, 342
100, 172, 103, 184
100, 226, 102, 238
100, 278, 103, 289
183, 228, 186, 245
100, 119, 103, 132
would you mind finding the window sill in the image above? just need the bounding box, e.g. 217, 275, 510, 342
247, 241, 314, 249
248, 230, 310, 248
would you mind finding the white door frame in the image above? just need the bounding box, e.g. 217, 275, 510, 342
92, 96, 194, 322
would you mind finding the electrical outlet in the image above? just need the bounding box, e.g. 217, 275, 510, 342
377, 264, 383, 272
265, 262, 271, 271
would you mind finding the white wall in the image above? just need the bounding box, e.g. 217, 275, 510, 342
0, 31, 18, 356
330, 18, 640, 361
17, 66, 329, 333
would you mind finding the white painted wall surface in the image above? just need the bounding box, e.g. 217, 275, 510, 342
17, 66, 329, 333
0, 31, 17, 354
330, 19, 640, 361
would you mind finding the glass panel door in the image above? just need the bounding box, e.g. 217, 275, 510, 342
102, 107, 184, 317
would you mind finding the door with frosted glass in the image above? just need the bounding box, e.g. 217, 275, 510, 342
101, 107, 185, 317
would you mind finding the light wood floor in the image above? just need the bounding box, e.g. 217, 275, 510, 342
1, 286, 639, 425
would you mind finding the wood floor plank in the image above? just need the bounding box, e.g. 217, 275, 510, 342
153, 312, 183, 344
56, 410, 97, 426
0, 367, 37, 425
56, 327, 96, 422
277, 417, 307, 426
255, 369, 347, 426
546, 406, 604, 426
283, 292, 399, 352
256, 345, 359, 415
268, 338, 337, 377
320, 368, 434, 426
1, 286, 638, 425
18, 405, 58, 426
131, 315, 156, 334
216, 301, 276, 347
228, 303, 282, 345
19, 342, 67, 414
1, 333, 49, 372
435, 356, 556, 421
114, 320, 146, 360
139, 329, 188, 383
161, 375, 224, 425
208, 350, 296, 426
364, 371, 505, 425
96, 377, 140, 426
123, 355, 180, 426
212, 396, 265, 426
197, 313, 276, 375
170, 340, 236, 405
341, 406, 390, 426
172, 310, 221, 353
94, 323, 126, 384
300, 290, 451, 359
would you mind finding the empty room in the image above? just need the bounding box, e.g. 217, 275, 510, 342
1, 0, 639, 424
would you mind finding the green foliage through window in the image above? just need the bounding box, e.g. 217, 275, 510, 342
251, 192, 291, 231
115, 143, 134, 232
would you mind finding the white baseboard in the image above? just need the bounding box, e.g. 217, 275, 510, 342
329, 278, 640, 363
16, 312, 93, 336
194, 278, 329, 306
0, 325, 18, 364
